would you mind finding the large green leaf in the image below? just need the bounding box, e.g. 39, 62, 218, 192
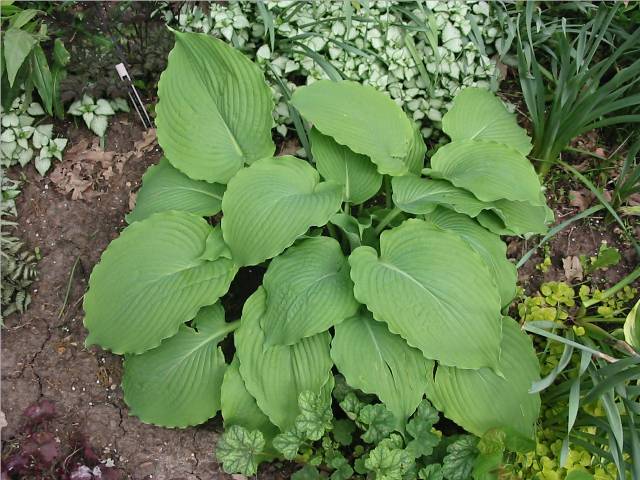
392, 176, 487, 217
3, 28, 37, 86
30, 44, 53, 115
221, 156, 343, 266
122, 304, 235, 427
127, 158, 225, 223
156, 31, 274, 184
404, 123, 427, 175
235, 287, 334, 430
442, 88, 532, 156
423, 207, 517, 307
349, 219, 502, 370
490, 198, 552, 235
84, 212, 238, 354
309, 127, 382, 205
222, 358, 279, 451
476, 211, 516, 236
261, 236, 359, 345
331, 312, 433, 427
429, 140, 543, 205
427, 317, 541, 439
291, 80, 414, 176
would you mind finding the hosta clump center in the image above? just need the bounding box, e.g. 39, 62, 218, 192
83, 31, 550, 474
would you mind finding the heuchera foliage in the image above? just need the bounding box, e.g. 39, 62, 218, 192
83, 31, 549, 474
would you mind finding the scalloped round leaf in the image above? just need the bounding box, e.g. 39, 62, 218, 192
235, 287, 334, 430
222, 358, 279, 454
442, 88, 532, 156
127, 158, 225, 223
430, 140, 543, 205
309, 127, 382, 205
331, 312, 433, 427
392, 176, 487, 217
427, 317, 541, 439
262, 236, 359, 345
348, 219, 502, 370
221, 156, 343, 266
291, 80, 414, 176
83, 212, 238, 354
423, 207, 517, 307
156, 31, 274, 184
122, 304, 235, 427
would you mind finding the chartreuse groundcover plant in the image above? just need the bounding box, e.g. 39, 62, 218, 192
83, 31, 551, 477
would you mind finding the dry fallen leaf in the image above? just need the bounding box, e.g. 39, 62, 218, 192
568, 189, 594, 211
128, 191, 137, 211
562, 256, 583, 282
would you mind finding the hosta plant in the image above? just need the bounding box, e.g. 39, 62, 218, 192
83, 32, 551, 475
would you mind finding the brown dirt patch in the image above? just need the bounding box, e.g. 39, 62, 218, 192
1, 117, 229, 479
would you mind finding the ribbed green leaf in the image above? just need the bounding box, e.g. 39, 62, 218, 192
424, 207, 517, 307
476, 210, 515, 236
235, 287, 334, 430
156, 31, 274, 183
489, 198, 552, 235
222, 358, 279, 452
329, 213, 372, 251
442, 88, 532, 156
291, 80, 414, 176
309, 127, 382, 205
127, 158, 225, 223
624, 299, 639, 349
428, 317, 541, 439
261, 236, 359, 345
84, 212, 238, 354
221, 156, 343, 266
349, 219, 502, 370
122, 304, 235, 427
392, 176, 487, 216
331, 312, 433, 427
405, 124, 427, 175
430, 140, 543, 205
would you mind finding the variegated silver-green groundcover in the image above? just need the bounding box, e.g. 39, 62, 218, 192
83, 31, 548, 473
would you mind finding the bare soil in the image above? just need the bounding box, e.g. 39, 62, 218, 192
1, 118, 229, 479
1, 115, 638, 479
